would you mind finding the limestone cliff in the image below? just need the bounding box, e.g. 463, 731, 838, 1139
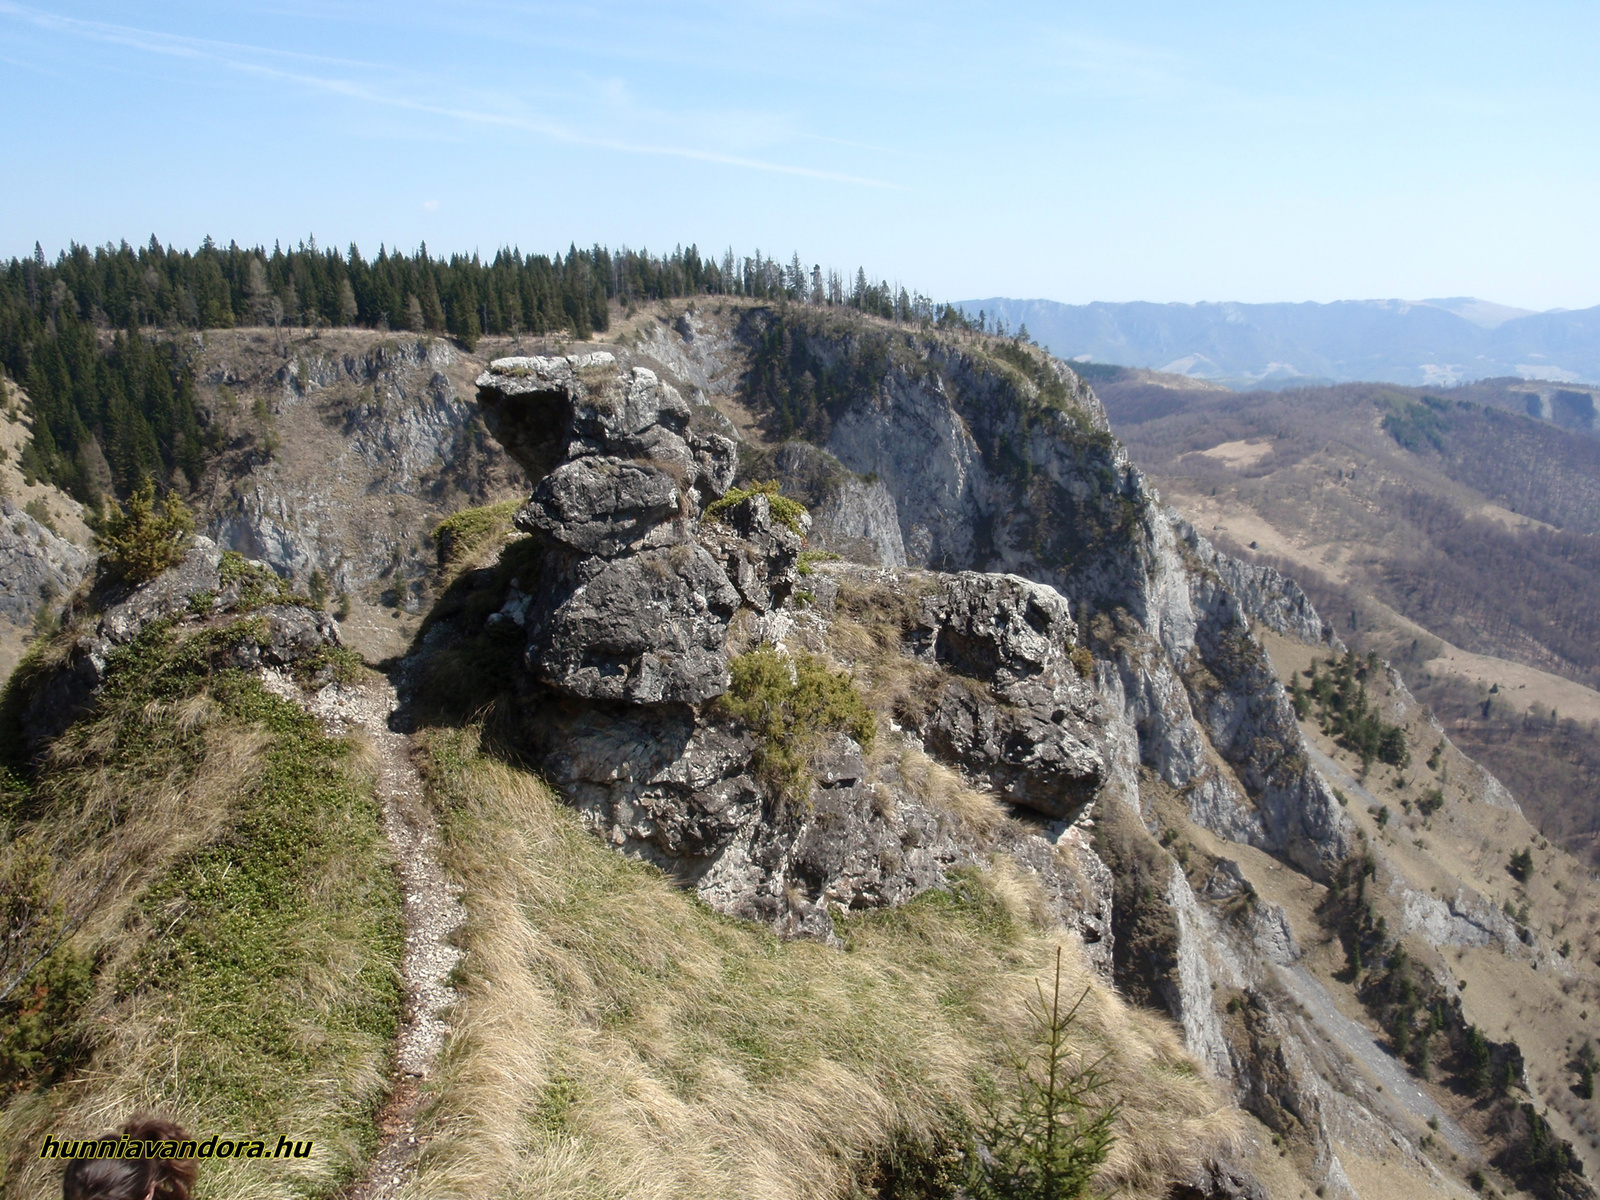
180, 329, 527, 660
563, 302, 1587, 1200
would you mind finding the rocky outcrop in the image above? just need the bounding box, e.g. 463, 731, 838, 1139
636, 309, 1413, 1185
468, 352, 1117, 953
476, 354, 741, 705
16, 537, 341, 752
1398, 886, 1526, 954
0, 498, 91, 627
1180, 521, 1332, 646
901, 572, 1106, 820
1168, 1158, 1271, 1200
699, 492, 806, 614
749, 314, 1355, 876
529, 697, 956, 941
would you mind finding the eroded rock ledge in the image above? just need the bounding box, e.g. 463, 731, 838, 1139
18, 537, 342, 753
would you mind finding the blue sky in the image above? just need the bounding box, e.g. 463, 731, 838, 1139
3, 1, 1598, 309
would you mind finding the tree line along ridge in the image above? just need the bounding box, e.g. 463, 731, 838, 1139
0, 237, 979, 507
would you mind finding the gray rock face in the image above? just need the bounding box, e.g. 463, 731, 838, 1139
699, 492, 806, 615
520, 458, 683, 556
1398, 886, 1525, 954
1169, 1159, 1270, 1200
0, 498, 91, 626
812, 476, 906, 566
528, 695, 959, 941
752, 440, 906, 567
902, 573, 1107, 820
469, 352, 1118, 950
477, 356, 741, 704
1181, 522, 1331, 646
787, 317, 1353, 875
227, 603, 343, 670
528, 545, 738, 705
198, 334, 525, 615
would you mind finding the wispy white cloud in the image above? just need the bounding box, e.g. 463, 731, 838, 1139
0, 0, 894, 186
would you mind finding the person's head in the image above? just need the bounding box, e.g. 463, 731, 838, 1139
62, 1116, 197, 1200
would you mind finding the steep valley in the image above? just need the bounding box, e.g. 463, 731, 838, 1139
1094, 369, 1600, 858
6, 301, 1600, 1200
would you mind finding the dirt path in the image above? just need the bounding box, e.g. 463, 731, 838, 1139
260, 669, 463, 1200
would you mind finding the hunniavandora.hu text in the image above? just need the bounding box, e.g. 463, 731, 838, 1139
39, 1133, 313, 1160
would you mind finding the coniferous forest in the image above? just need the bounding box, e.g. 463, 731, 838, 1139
0, 238, 956, 505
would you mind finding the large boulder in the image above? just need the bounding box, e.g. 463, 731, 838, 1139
526, 544, 739, 705
476, 355, 741, 704
903, 573, 1107, 820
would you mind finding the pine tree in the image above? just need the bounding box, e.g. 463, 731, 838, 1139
967, 947, 1118, 1200
95, 479, 195, 584
1466, 1025, 1492, 1092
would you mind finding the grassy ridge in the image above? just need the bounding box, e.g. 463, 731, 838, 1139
0, 620, 401, 1200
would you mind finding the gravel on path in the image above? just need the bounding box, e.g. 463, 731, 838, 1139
260, 669, 464, 1200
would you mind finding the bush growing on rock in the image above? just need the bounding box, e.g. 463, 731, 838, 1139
716, 645, 874, 802
94, 479, 194, 585
705, 479, 807, 533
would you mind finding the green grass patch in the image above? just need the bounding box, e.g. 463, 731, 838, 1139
796, 550, 840, 576
432, 498, 523, 568
0, 616, 402, 1198
218, 549, 297, 609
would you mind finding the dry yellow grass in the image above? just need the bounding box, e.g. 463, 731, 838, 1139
404, 727, 1239, 1200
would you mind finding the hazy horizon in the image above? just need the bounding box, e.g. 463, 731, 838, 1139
5, 2, 1600, 311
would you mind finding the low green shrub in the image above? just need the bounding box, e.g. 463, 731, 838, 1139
217, 549, 296, 609
716, 645, 874, 802
433, 498, 523, 567
705, 480, 807, 534
1069, 646, 1095, 679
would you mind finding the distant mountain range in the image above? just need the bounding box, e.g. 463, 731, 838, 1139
956, 296, 1600, 388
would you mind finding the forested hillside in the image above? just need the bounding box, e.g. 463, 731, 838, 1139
0, 239, 959, 506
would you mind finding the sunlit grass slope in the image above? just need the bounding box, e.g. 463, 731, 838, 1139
406, 726, 1239, 1200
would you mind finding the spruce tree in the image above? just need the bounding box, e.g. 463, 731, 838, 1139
967, 947, 1118, 1200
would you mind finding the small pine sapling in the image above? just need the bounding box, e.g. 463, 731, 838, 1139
967, 946, 1119, 1200
95, 479, 195, 585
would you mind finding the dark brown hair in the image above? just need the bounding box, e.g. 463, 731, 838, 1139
62, 1116, 197, 1200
